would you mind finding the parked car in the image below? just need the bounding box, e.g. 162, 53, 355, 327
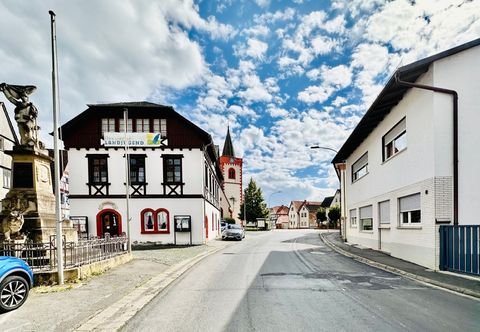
0, 256, 34, 313
222, 224, 245, 241
220, 221, 227, 232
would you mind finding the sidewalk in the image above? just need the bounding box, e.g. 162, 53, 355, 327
320, 231, 480, 299
1, 239, 232, 332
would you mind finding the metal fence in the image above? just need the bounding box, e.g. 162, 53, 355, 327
439, 225, 479, 276
0, 235, 128, 272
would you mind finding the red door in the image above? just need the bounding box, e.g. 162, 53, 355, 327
97, 209, 122, 238
204, 216, 208, 240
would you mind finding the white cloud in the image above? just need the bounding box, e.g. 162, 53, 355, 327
245, 39, 269, 60
255, 0, 271, 8
298, 86, 334, 104
332, 96, 347, 107
254, 8, 296, 25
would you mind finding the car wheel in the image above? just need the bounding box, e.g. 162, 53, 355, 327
0, 275, 30, 312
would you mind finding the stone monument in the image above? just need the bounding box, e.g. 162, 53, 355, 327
0, 83, 77, 243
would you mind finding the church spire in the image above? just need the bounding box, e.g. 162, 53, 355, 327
222, 126, 235, 157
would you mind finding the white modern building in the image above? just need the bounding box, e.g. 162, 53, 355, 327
60, 102, 223, 245
332, 39, 480, 270
0, 102, 18, 200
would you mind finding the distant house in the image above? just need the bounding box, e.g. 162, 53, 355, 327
60, 102, 224, 245
269, 205, 289, 229
332, 39, 480, 270
320, 189, 341, 223
0, 102, 18, 200
288, 200, 323, 229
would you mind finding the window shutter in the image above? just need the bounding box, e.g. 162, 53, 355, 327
379, 200, 390, 223
384, 118, 406, 144
359, 205, 372, 219
352, 153, 368, 173
399, 193, 420, 212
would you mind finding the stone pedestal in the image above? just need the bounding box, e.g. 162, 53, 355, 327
0, 146, 77, 243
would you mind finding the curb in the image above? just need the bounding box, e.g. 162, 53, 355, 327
74, 242, 229, 331
319, 233, 480, 300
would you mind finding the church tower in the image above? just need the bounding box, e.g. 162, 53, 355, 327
219, 127, 243, 224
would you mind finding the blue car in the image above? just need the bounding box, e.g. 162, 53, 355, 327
0, 256, 34, 312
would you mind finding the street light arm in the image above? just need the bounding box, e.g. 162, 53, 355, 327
310, 146, 338, 154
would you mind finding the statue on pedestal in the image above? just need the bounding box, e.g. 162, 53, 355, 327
0, 83, 40, 148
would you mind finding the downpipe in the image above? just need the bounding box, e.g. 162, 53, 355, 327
395, 74, 458, 225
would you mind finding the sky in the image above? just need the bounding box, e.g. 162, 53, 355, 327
0, 0, 479, 207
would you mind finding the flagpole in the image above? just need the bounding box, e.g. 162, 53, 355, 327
124, 109, 131, 253
49, 10, 64, 285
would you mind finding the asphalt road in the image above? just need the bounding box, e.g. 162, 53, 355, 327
123, 230, 480, 332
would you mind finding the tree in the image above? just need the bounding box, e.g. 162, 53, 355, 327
316, 208, 327, 227
224, 217, 236, 224
328, 205, 341, 227
238, 178, 269, 223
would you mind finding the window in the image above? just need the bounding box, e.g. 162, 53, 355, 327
359, 205, 373, 231
383, 118, 406, 161
142, 209, 155, 232
3, 168, 11, 189
141, 208, 170, 234
228, 168, 235, 179
129, 155, 146, 183
352, 152, 368, 182
0, 137, 4, 151
101, 118, 115, 134
350, 208, 357, 227
163, 155, 182, 183
153, 119, 167, 138
119, 118, 133, 132
379, 200, 390, 224
137, 119, 150, 132
157, 210, 169, 232
399, 193, 421, 224
88, 155, 108, 183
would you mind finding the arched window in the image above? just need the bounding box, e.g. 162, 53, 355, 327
141, 208, 170, 234
228, 168, 235, 179
156, 209, 170, 233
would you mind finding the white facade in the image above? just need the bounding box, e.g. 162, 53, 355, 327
341, 43, 480, 270
68, 147, 222, 245
0, 102, 17, 200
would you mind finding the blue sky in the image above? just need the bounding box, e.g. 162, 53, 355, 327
1, 0, 479, 206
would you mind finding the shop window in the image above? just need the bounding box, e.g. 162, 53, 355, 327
141, 208, 170, 234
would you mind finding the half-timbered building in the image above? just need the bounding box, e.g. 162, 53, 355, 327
60, 102, 223, 244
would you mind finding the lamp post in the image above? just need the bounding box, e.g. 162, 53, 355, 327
310, 146, 338, 154
309, 145, 346, 239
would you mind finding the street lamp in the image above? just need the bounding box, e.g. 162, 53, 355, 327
310, 145, 346, 240
310, 145, 338, 153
